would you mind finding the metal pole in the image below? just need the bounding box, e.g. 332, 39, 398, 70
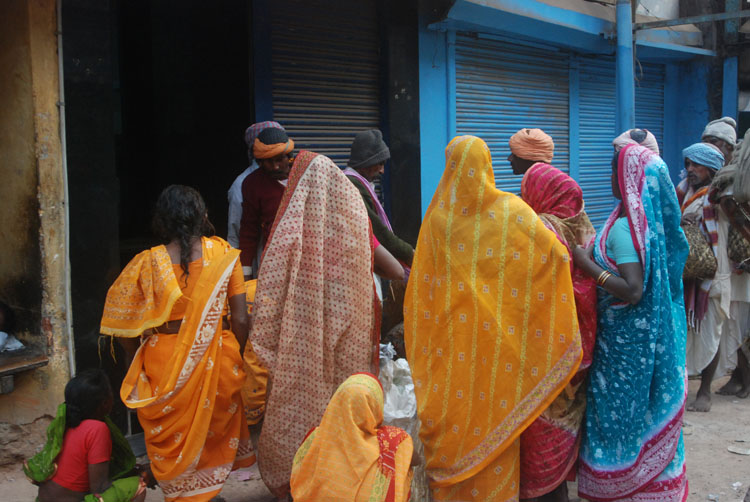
723, 0, 740, 120
616, 0, 635, 133
57, 0, 76, 379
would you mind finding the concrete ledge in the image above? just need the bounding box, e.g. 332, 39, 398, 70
0, 348, 49, 395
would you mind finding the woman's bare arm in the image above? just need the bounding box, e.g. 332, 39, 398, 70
228, 293, 249, 354
572, 245, 644, 304
374, 245, 405, 281
88, 461, 111, 494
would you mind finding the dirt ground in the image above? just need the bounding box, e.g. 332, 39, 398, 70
2, 376, 748, 502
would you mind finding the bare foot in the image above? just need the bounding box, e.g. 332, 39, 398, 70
687, 392, 711, 412
717, 376, 744, 395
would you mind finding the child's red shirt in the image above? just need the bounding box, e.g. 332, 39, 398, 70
51, 419, 111, 492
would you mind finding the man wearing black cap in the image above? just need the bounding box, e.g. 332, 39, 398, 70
344, 129, 414, 266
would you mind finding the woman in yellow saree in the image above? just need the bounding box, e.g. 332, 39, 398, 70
101, 185, 255, 501
404, 136, 582, 501
290, 373, 413, 502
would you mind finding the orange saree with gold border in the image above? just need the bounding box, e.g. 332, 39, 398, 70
101, 236, 254, 501
404, 136, 582, 501
290, 373, 413, 502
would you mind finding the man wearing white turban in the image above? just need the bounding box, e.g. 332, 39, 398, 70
702, 116, 737, 165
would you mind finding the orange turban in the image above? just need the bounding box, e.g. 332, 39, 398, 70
253, 127, 294, 160
509, 128, 554, 163
253, 137, 294, 159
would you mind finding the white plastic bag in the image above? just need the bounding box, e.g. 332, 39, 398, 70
379, 344, 430, 501
379, 344, 416, 433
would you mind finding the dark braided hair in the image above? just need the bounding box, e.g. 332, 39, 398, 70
64, 369, 112, 429
152, 185, 215, 282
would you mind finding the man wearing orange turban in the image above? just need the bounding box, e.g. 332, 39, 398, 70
508, 128, 555, 175
239, 127, 295, 276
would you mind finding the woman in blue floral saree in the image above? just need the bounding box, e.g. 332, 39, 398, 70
572, 144, 689, 501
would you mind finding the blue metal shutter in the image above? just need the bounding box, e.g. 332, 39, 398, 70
578, 56, 618, 228
635, 62, 666, 152
578, 57, 665, 228
267, 0, 381, 168
455, 33, 570, 195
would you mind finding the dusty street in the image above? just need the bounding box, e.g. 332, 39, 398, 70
1, 376, 748, 502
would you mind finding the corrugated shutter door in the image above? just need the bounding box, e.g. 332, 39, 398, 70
578, 57, 665, 228
268, 0, 381, 168
579, 57, 618, 228
635, 62, 666, 152
455, 33, 570, 195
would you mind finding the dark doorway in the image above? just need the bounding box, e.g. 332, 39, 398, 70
63, 0, 253, 429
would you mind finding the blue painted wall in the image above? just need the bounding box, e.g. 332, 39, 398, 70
723, 56, 739, 120
663, 59, 710, 182
418, 21, 450, 214
419, 36, 712, 203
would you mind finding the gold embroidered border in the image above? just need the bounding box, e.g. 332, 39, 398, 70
428, 340, 581, 485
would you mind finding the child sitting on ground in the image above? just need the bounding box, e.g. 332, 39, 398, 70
24, 369, 149, 502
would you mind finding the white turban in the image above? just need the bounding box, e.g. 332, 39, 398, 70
702, 117, 737, 146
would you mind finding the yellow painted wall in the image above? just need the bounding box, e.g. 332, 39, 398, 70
0, 0, 71, 426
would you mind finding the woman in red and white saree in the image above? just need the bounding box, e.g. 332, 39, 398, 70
250, 150, 380, 498
519, 163, 598, 500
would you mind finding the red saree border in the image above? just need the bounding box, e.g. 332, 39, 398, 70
378, 425, 411, 502
578, 396, 685, 501
615, 466, 688, 502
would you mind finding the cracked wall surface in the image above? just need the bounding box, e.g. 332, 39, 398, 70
0, 0, 71, 432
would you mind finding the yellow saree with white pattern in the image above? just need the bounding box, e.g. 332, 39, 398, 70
404, 136, 582, 501
101, 236, 255, 501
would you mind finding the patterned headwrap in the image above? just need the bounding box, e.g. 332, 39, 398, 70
509, 128, 554, 163
245, 121, 285, 161
613, 129, 659, 155
253, 127, 294, 160
683, 142, 725, 172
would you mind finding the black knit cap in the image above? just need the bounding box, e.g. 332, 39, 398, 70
348, 129, 391, 169
257, 127, 290, 145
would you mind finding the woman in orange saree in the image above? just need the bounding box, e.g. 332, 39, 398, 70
101, 185, 255, 501
249, 150, 380, 498
404, 136, 582, 501
290, 373, 413, 502
518, 163, 598, 501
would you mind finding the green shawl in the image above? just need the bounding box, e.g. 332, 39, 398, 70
24, 403, 136, 484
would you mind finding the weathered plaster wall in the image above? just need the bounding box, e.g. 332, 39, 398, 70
0, 0, 41, 337
0, 0, 71, 433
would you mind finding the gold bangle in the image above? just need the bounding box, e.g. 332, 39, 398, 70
599, 271, 612, 286
596, 270, 609, 286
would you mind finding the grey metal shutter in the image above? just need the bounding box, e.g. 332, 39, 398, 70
455, 33, 570, 195
578, 57, 665, 228
267, 0, 381, 168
